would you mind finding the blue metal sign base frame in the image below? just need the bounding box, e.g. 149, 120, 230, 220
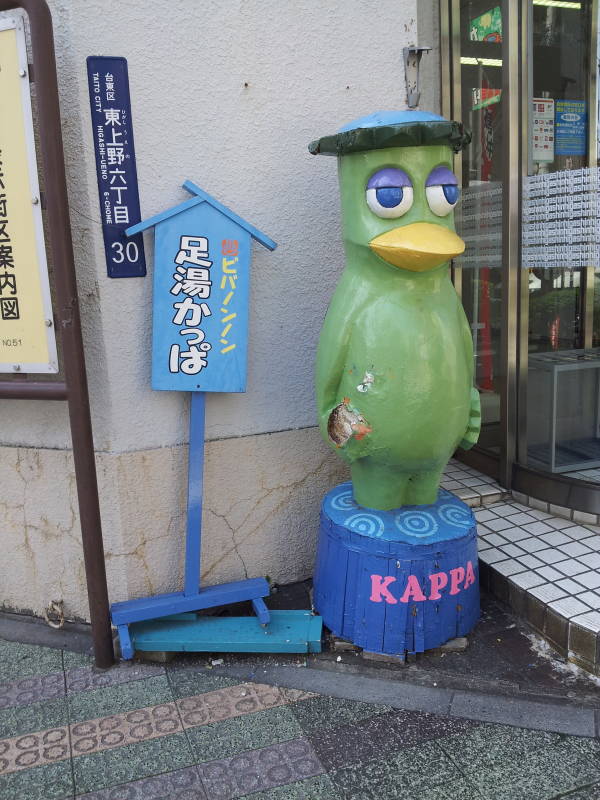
111, 393, 322, 659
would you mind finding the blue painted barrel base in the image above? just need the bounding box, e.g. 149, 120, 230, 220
313, 483, 480, 656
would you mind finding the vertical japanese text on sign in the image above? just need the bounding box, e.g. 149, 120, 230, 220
87, 56, 146, 278
0, 15, 57, 372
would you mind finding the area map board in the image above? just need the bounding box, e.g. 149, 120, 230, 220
0, 15, 57, 373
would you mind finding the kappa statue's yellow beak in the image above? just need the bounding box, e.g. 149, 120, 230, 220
369, 222, 465, 271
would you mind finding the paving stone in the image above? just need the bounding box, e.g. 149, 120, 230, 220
464, 745, 585, 799
560, 785, 600, 800
187, 705, 303, 763
166, 667, 241, 699
70, 702, 182, 758
68, 675, 173, 723
0, 759, 74, 800
76, 765, 206, 798
0, 671, 65, 710
176, 682, 290, 728
197, 737, 324, 799
72, 732, 194, 795
0, 640, 63, 682
436, 723, 560, 772
0, 696, 69, 739
290, 694, 391, 735
66, 661, 164, 694
237, 774, 337, 799
61, 650, 94, 670
0, 725, 70, 776
329, 740, 462, 800
308, 708, 479, 771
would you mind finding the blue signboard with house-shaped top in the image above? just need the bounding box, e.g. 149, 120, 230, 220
128, 180, 274, 392
111, 182, 322, 660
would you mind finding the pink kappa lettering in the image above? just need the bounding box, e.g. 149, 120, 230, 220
464, 560, 476, 589
428, 571, 448, 600
367, 560, 476, 605
399, 575, 427, 603
449, 567, 466, 595
370, 574, 398, 604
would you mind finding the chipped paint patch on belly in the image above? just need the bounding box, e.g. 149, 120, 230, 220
328, 398, 372, 446
356, 371, 374, 393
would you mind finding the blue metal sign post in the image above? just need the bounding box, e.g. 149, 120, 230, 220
110, 181, 322, 658
86, 56, 146, 278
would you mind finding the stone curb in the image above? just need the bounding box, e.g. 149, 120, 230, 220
214, 663, 599, 739
0, 610, 95, 655
2, 610, 598, 738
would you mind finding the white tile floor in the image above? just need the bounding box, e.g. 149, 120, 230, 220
441, 459, 506, 506
443, 459, 600, 640
476, 499, 600, 633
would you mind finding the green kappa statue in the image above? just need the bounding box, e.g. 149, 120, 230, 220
310, 111, 481, 511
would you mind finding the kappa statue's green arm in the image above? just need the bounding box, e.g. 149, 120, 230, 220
458, 310, 481, 450
316, 276, 374, 451
316, 299, 352, 443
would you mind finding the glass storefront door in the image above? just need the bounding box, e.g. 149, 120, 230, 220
445, 0, 600, 511
454, 1, 504, 456
524, 0, 594, 478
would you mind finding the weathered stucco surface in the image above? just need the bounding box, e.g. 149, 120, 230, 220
0, 0, 438, 620
2, 429, 348, 620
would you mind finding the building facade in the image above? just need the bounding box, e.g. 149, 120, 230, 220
5, 0, 600, 669
0, 0, 439, 622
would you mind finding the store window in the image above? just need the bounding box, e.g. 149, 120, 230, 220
446, 0, 600, 509
525, 0, 595, 479
454, 2, 504, 456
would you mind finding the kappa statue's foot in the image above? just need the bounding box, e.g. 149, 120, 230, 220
351, 459, 444, 510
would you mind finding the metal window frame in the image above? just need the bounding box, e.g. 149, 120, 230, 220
499, 0, 521, 491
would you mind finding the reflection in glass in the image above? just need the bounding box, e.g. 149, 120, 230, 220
455, 1, 504, 454
524, 0, 597, 478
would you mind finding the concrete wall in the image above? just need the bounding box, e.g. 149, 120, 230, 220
1, 0, 440, 621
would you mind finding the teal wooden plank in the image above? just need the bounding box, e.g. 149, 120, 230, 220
307, 616, 324, 653
130, 610, 322, 654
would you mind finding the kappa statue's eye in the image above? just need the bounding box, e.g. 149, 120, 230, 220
366, 168, 414, 219
425, 166, 460, 216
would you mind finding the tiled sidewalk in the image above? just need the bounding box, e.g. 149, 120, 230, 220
440, 458, 507, 507
1, 638, 600, 799
477, 499, 600, 673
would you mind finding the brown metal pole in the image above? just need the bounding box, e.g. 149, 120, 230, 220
0, 381, 68, 399
0, 0, 114, 667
